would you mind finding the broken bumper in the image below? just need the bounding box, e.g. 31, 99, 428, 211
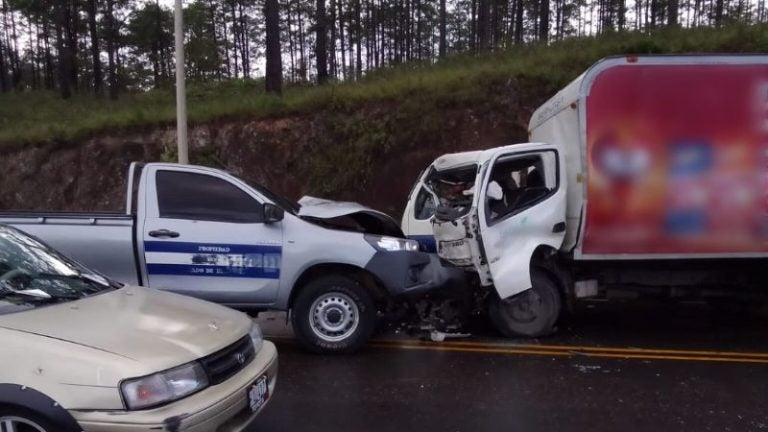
365, 251, 466, 297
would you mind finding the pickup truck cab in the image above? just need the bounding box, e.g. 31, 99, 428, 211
0, 224, 278, 432
1, 162, 447, 353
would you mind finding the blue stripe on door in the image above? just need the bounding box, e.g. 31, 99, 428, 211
145, 241, 281, 254
146, 264, 281, 279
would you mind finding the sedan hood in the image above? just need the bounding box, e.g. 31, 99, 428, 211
0, 287, 251, 372
297, 196, 404, 237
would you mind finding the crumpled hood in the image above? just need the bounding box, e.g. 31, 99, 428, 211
0, 286, 251, 373
297, 196, 405, 237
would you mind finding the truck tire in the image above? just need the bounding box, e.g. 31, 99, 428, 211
488, 270, 562, 338
291, 275, 376, 354
0, 407, 60, 432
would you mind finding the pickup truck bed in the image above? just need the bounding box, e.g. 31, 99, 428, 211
0, 212, 139, 285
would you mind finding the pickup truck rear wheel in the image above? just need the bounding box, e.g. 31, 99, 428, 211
292, 275, 376, 354
488, 270, 561, 338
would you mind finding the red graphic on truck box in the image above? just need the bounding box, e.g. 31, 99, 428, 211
584, 64, 768, 254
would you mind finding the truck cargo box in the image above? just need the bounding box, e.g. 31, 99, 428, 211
530, 55, 768, 258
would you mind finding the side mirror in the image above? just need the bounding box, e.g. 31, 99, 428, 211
487, 181, 504, 201
264, 203, 284, 224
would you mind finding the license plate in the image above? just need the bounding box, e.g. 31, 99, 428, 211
248, 375, 270, 412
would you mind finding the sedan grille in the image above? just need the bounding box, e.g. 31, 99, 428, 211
200, 335, 255, 385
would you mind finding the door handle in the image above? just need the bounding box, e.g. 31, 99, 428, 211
552, 222, 566, 233
148, 229, 180, 238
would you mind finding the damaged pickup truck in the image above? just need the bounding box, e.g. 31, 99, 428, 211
0, 162, 453, 353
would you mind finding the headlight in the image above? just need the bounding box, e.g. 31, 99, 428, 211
365, 235, 420, 252
121, 362, 209, 410
249, 322, 264, 353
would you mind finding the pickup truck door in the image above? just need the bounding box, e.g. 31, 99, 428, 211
476, 146, 567, 299
137, 165, 283, 305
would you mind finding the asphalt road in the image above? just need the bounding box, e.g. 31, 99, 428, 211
250, 300, 768, 432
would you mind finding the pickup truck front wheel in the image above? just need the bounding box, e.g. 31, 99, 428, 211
292, 275, 376, 354
488, 270, 561, 338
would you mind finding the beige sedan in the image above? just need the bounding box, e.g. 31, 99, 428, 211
0, 225, 277, 432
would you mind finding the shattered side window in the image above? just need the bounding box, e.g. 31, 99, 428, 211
414, 187, 437, 220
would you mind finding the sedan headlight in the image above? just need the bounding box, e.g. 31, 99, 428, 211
121, 362, 209, 410
249, 322, 264, 353
365, 235, 420, 252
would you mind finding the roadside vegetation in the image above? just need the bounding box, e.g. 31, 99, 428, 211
1, 24, 768, 148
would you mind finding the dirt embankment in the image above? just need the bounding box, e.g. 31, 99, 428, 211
0, 79, 543, 217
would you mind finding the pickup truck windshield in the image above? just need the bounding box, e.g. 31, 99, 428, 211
247, 182, 301, 215
0, 225, 118, 315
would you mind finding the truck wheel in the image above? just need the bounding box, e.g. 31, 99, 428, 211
488, 270, 562, 338
0, 408, 58, 432
291, 275, 376, 354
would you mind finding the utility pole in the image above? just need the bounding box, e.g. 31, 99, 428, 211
175, 0, 189, 164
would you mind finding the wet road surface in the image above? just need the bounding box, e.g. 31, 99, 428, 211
250, 300, 768, 432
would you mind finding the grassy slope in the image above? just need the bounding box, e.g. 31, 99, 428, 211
2, 24, 768, 147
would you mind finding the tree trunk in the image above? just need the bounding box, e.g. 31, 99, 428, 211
355, 0, 361, 77
470, 0, 477, 51
297, 0, 306, 80
347, 2, 354, 74
339, 0, 346, 77
668, 0, 679, 25
416, 0, 422, 60
0, 36, 6, 92
65, 0, 78, 92
264, 0, 282, 94
438, 0, 446, 56
618, 0, 626, 30
238, 1, 249, 77
87, 0, 102, 95
230, 1, 239, 78
315, 0, 328, 83
405, 0, 412, 60
2, 0, 18, 89
365, 0, 376, 70
479, 0, 492, 50
207, 0, 222, 79
54, 1, 72, 99
514, 0, 523, 43
715, 0, 724, 25
329, 0, 337, 78
287, 0, 296, 82
29, 15, 37, 89
221, 5, 232, 77
105, 0, 118, 99
539, 0, 550, 41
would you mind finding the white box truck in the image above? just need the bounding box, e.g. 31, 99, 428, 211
403, 55, 768, 337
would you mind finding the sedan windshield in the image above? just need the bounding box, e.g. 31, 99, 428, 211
0, 225, 118, 315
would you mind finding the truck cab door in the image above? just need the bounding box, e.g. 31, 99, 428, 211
477, 146, 567, 299
402, 168, 439, 252
137, 165, 283, 306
